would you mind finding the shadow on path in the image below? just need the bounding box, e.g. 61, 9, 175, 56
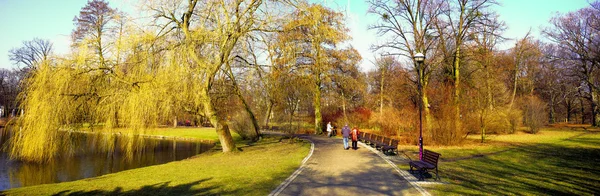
276, 135, 421, 196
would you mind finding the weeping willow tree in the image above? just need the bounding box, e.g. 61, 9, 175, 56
9, 0, 301, 162
9, 31, 186, 162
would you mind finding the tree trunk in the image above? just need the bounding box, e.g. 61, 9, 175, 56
592, 90, 598, 126
453, 46, 461, 134
243, 101, 261, 140
380, 69, 385, 121
510, 61, 519, 109
485, 58, 493, 110
227, 63, 261, 140
480, 112, 485, 143
342, 91, 348, 123
566, 99, 572, 122
173, 117, 177, 128
549, 97, 555, 124
422, 81, 432, 133
264, 100, 274, 128
201, 82, 236, 152
114, 110, 119, 128
581, 98, 586, 124
314, 78, 323, 134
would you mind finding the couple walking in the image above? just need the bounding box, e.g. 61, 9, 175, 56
341, 124, 359, 150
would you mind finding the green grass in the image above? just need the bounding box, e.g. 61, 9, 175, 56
2, 136, 310, 195
145, 127, 243, 142
400, 128, 600, 195
77, 127, 243, 143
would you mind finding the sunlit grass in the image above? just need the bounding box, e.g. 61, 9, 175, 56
3, 136, 310, 195
78, 127, 243, 143
145, 127, 243, 142
399, 128, 600, 195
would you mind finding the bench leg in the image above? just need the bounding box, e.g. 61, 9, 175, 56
418, 169, 425, 181
435, 167, 440, 181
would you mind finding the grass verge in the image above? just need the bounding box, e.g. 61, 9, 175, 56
2, 134, 310, 195
145, 127, 243, 142
398, 128, 600, 195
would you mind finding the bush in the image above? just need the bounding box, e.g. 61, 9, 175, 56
369, 106, 416, 138
430, 102, 466, 146
507, 108, 523, 134
463, 106, 523, 143
486, 107, 523, 134
229, 112, 257, 140
346, 107, 372, 127
522, 96, 547, 134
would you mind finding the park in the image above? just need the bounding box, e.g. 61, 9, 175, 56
0, 0, 599, 195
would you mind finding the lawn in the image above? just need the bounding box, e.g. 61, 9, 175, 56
399, 128, 600, 195
145, 127, 243, 142
2, 129, 310, 196
77, 126, 243, 143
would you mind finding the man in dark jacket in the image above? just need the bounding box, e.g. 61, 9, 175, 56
341, 124, 351, 150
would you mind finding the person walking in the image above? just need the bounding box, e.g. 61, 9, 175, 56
351, 127, 360, 150
326, 122, 333, 137
341, 124, 350, 150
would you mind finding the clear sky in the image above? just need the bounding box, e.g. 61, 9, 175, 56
0, 0, 592, 71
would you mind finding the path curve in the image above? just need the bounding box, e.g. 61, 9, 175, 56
270, 135, 428, 196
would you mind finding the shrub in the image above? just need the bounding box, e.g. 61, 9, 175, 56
506, 108, 523, 134
347, 107, 372, 128
522, 96, 547, 134
229, 112, 257, 140
370, 106, 416, 137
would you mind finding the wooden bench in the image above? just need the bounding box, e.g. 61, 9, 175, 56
374, 136, 390, 149
369, 135, 382, 147
409, 149, 441, 181
359, 132, 366, 142
365, 133, 375, 144
381, 139, 398, 155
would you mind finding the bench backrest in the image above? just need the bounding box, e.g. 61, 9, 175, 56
423, 149, 441, 166
360, 132, 366, 138
365, 133, 371, 140
382, 137, 391, 145
390, 139, 398, 147
376, 135, 382, 142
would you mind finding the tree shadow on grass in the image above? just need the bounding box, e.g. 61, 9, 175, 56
430, 144, 600, 195
50, 178, 232, 196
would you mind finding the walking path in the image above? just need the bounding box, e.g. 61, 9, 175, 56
270, 135, 430, 196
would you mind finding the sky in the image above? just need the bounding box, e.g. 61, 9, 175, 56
0, 0, 593, 71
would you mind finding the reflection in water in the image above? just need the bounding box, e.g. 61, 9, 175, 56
0, 129, 213, 191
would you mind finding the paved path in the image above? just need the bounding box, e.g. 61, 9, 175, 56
271, 135, 428, 196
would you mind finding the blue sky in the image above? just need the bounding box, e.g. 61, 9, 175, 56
0, 0, 592, 71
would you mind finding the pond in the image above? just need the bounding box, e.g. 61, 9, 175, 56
0, 128, 213, 191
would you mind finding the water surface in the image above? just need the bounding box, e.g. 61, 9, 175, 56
0, 129, 213, 191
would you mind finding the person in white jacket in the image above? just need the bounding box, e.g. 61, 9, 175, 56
326, 122, 333, 137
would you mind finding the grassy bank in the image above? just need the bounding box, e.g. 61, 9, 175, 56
145, 127, 243, 142
76, 126, 243, 143
3, 128, 310, 195
399, 128, 600, 195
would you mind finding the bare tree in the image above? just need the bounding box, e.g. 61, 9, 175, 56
9, 38, 53, 69
0, 69, 21, 118
367, 0, 445, 129
72, 0, 116, 67
434, 0, 498, 135
544, 4, 600, 126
